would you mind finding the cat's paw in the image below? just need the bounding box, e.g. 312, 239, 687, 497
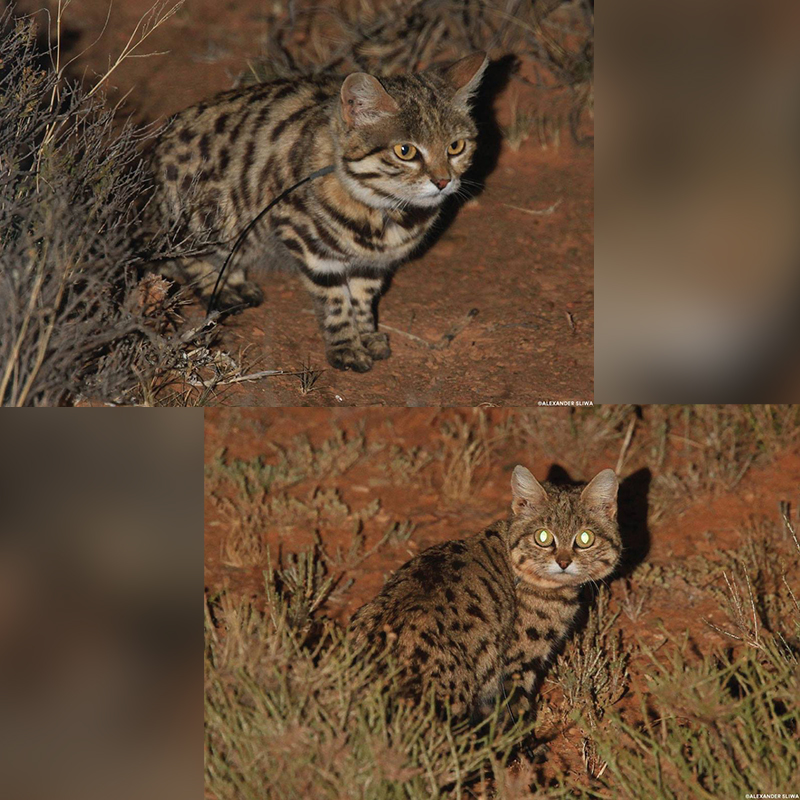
203, 281, 263, 313
326, 344, 373, 372
235, 280, 264, 307
361, 331, 391, 360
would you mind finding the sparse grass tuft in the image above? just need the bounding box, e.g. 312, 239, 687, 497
439, 412, 489, 502
619, 578, 650, 623
385, 443, 435, 484
501, 95, 538, 151
551, 589, 629, 722
705, 514, 800, 652
502, 103, 564, 152
296, 357, 324, 396
268, 545, 337, 641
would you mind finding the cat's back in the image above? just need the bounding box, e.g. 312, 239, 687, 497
350, 523, 516, 715
157, 76, 338, 149
350, 523, 516, 649
151, 77, 338, 210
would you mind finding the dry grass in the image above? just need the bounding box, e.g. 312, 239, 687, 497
501, 95, 565, 152
296, 357, 325, 396
247, 0, 585, 77
205, 406, 800, 798
439, 411, 490, 502
547, 587, 630, 779
499, 405, 800, 521
243, 0, 593, 145
581, 631, 799, 799
205, 557, 534, 799
384, 444, 436, 484
705, 514, 800, 653
207, 428, 382, 568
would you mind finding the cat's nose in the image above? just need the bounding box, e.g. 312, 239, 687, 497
431, 177, 451, 191
556, 556, 572, 570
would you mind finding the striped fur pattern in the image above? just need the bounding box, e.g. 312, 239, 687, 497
349, 467, 620, 718
150, 53, 487, 371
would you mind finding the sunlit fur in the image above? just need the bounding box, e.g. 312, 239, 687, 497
350, 465, 622, 719
333, 71, 480, 209
508, 469, 621, 590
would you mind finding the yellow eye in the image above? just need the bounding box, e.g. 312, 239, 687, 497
575, 530, 595, 548
447, 139, 466, 155
534, 529, 554, 547
393, 143, 417, 160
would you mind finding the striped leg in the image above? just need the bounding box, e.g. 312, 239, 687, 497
348, 275, 391, 360
301, 275, 373, 372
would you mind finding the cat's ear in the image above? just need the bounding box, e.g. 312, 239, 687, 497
511, 465, 548, 516
443, 52, 488, 111
580, 469, 619, 519
340, 73, 399, 128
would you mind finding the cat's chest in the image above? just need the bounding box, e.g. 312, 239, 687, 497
293, 185, 440, 267
511, 586, 581, 652
339, 209, 438, 265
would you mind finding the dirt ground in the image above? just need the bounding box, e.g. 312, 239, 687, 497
16, 0, 593, 406
203, 407, 800, 785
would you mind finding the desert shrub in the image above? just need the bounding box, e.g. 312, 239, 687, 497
0, 7, 205, 405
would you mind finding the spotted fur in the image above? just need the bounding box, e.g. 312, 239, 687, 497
349, 467, 621, 717
149, 54, 487, 371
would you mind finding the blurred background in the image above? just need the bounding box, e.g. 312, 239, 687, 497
597, 0, 800, 401
0, 411, 201, 800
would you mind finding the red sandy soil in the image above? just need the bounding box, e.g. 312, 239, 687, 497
16, 0, 593, 406
203, 408, 800, 782
204, 408, 800, 628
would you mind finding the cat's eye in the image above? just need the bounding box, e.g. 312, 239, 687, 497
575, 530, 595, 548
534, 529, 554, 547
447, 139, 466, 155
393, 143, 417, 160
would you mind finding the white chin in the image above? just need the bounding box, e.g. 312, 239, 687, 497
409, 194, 448, 208
412, 183, 458, 207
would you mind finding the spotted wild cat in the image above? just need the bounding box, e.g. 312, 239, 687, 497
349, 466, 621, 717
149, 53, 487, 372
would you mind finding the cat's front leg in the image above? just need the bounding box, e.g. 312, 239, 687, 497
347, 274, 391, 361
300, 274, 373, 372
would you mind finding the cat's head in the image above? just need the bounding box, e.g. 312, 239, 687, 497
334, 53, 487, 209
507, 466, 621, 589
